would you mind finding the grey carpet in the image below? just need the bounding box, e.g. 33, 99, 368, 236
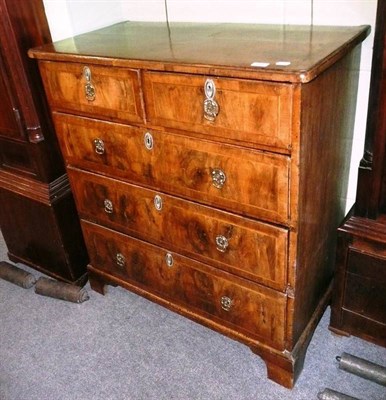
0, 230, 385, 400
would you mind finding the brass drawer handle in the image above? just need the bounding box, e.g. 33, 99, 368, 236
165, 252, 174, 268
220, 296, 233, 311
93, 138, 105, 155
211, 168, 226, 189
104, 199, 113, 214
116, 253, 126, 267
215, 235, 229, 253
203, 79, 219, 121
83, 66, 96, 102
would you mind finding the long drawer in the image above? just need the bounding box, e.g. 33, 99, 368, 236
54, 113, 290, 224
38, 61, 144, 124
143, 72, 293, 152
82, 220, 287, 349
68, 167, 288, 290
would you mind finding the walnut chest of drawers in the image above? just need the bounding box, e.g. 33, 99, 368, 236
29, 21, 369, 388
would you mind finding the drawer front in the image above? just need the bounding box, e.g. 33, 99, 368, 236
69, 167, 288, 290
39, 61, 143, 124
82, 220, 287, 349
343, 249, 386, 324
143, 72, 293, 151
344, 272, 386, 324
54, 113, 290, 223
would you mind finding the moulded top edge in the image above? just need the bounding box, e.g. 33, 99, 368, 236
29, 21, 370, 83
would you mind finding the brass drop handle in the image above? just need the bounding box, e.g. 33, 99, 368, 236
220, 296, 233, 311
215, 235, 229, 253
203, 79, 219, 121
104, 199, 113, 214
93, 138, 105, 155
211, 168, 226, 189
116, 253, 126, 267
83, 66, 96, 101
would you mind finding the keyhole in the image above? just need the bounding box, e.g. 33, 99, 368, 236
144, 132, 153, 150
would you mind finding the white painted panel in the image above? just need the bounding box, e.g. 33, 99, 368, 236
313, 0, 377, 26
121, 0, 166, 21
346, 69, 371, 205
43, 0, 73, 41
66, 0, 126, 36
313, 0, 377, 71
312, 1, 377, 205
166, 0, 284, 24
284, 1, 312, 25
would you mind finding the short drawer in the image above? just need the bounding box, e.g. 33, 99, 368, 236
82, 220, 287, 349
54, 113, 290, 224
39, 61, 144, 124
69, 167, 288, 290
143, 72, 293, 152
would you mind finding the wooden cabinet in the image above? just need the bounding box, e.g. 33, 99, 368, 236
329, 0, 386, 348
0, 0, 88, 284
29, 21, 369, 387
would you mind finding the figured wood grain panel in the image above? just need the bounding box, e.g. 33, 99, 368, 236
29, 20, 369, 388
143, 72, 292, 152
39, 61, 143, 124
54, 113, 290, 224
68, 167, 288, 290
292, 47, 361, 345
82, 220, 287, 349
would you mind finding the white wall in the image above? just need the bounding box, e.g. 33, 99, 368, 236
42, 0, 378, 211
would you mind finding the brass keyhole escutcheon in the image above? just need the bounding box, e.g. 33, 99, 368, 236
144, 132, 154, 150
165, 252, 174, 268
154, 194, 163, 211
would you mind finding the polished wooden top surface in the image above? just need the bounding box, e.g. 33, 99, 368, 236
29, 21, 370, 82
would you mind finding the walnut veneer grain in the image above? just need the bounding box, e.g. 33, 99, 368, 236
30, 21, 368, 387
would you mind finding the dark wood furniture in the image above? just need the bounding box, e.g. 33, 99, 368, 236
329, 0, 386, 348
30, 22, 368, 387
0, 0, 88, 284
